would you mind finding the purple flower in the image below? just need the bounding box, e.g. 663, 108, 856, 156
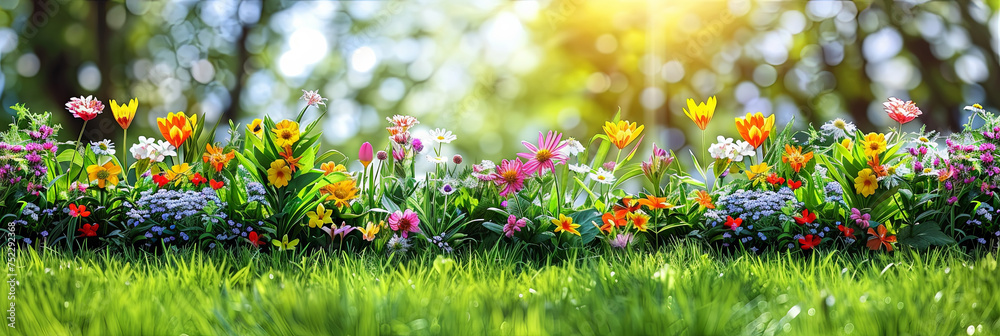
609, 233, 634, 249
849, 208, 870, 229
412, 138, 424, 153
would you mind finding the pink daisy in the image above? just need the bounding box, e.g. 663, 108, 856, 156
388, 209, 421, 238
517, 131, 568, 176
490, 158, 528, 197
883, 97, 922, 124
65, 96, 105, 121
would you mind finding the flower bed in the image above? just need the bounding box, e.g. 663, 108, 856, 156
2, 92, 998, 255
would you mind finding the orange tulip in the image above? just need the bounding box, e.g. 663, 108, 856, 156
157, 112, 197, 148
735, 112, 775, 149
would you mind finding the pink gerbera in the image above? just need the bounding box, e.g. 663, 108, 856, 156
388, 209, 421, 238
883, 97, 922, 124
65, 96, 105, 121
490, 158, 528, 197
518, 131, 568, 176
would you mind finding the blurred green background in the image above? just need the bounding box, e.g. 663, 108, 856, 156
0, 0, 998, 164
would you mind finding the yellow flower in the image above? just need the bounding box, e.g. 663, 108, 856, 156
602, 120, 644, 150
321, 161, 347, 175
247, 119, 263, 137
628, 212, 650, 232
734, 112, 775, 149
267, 159, 292, 188
358, 221, 382, 241
840, 138, 852, 149
683, 96, 716, 130
854, 168, 878, 197
110, 98, 137, 130
861, 132, 887, 158
272, 120, 300, 148
321, 180, 358, 208
745, 162, 770, 180
86, 161, 122, 189
306, 203, 334, 228
164, 163, 192, 185
272, 234, 299, 251
551, 214, 581, 236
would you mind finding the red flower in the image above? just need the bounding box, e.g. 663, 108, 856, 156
837, 225, 855, 239
209, 179, 224, 190
68, 204, 90, 218
787, 179, 802, 190
152, 174, 169, 188
190, 173, 208, 186
766, 173, 785, 186
724, 216, 742, 231
247, 231, 265, 247
77, 223, 99, 237
794, 209, 816, 225
602, 212, 627, 228
867, 225, 897, 251
799, 234, 821, 249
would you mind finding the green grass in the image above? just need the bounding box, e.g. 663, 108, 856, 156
9, 244, 1000, 335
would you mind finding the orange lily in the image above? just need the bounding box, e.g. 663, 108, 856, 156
866, 225, 897, 251
202, 144, 235, 172
782, 145, 814, 173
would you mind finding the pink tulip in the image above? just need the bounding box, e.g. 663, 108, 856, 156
359, 142, 373, 167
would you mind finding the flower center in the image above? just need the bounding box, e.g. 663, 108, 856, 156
833, 119, 846, 129
437, 136, 445, 140
96, 170, 110, 179
280, 130, 293, 140
535, 149, 553, 162
502, 170, 519, 183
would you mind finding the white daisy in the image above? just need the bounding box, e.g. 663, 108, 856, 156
589, 168, 616, 185
568, 163, 591, 174
912, 131, 939, 148
90, 140, 116, 156
559, 138, 586, 156
426, 155, 448, 164
820, 118, 857, 140
429, 128, 457, 144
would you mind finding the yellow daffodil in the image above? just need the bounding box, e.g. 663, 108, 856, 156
683, 96, 716, 130
306, 203, 334, 228
358, 221, 382, 241
746, 162, 770, 180
602, 120, 644, 150
164, 163, 192, 185
267, 159, 292, 188
247, 119, 263, 137
86, 161, 122, 189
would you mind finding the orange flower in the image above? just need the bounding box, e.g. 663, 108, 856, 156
602, 120, 644, 150
612, 197, 641, 218
782, 144, 814, 173
321, 161, 347, 175
866, 225, 897, 251
867, 155, 888, 177
278, 146, 303, 173
551, 214, 581, 236
628, 212, 650, 232
202, 144, 235, 172
596, 214, 615, 234
602, 212, 627, 228
734, 112, 775, 149
637, 194, 672, 210
156, 111, 197, 148
693, 190, 715, 209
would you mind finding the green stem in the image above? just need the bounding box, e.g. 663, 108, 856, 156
68, 120, 90, 189
122, 128, 128, 181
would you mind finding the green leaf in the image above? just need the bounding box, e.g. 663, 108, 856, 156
896, 222, 956, 250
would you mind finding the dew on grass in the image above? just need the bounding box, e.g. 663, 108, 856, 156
884, 297, 891, 304
860, 294, 868, 303
529, 288, 536, 294
945, 267, 951, 274
844, 323, 854, 334
63, 301, 69, 308
269, 274, 274, 279
787, 305, 801, 318
808, 308, 815, 316
610, 271, 615, 277
967, 325, 975, 335
897, 302, 904, 310
825, 296, 836, 306
518, 294, 523, 298
935, 291, 943, 302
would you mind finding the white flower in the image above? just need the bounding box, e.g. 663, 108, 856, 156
589, 168, 616, 185
820, 118, 857, 139
568, 163, 591, 174
709, 137, 755, 161
732, 140, 755, 162
301, 90, 327, 106
474, 160, 495, 172
559, 138, 586, 156
964, 104, 985, 114
912, 131, 939, 148
90, 140, 116, 156
429, 128, 456, 144
426, 155, 448, 164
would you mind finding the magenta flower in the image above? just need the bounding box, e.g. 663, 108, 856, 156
490, 158, 528, 197
849, 208, 870, 229
609, 233, 634, 249
65, 96, 104, 121
517, 131, 568, 176
358, 142, 373, 167
300, 90, 327, 106
502, 215, 527, 238
388, 209, 421, 238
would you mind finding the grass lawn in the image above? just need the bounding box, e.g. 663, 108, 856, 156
9, 244, 1000, 335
